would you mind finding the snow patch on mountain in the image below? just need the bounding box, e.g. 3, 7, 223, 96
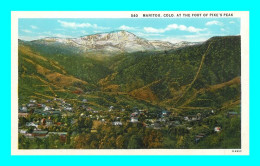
34, 30, 201, 55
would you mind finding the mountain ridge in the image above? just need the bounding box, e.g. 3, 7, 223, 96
21, 30, 203, 55
18, 35, 241, 111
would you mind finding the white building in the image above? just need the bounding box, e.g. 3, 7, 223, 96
112, 121, 122, 126
130, 117, 138, 123
214, 126, 221, 132
43, 106, 51, 111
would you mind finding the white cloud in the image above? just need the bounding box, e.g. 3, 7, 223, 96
166, 24, 178, 30
51, 33, 73, 38
58, 20, 91, 28
41, 31, 73, 38
42, 31, 52, 34
119, 25, 137, 30
144, 24, 207, 33
220, 28, 226, 32
22, 29, 32, 33
80, 30, 88, 35
30, 25, 38, 29
229, 21, 235, 24
19, 31, 75, 41
57, 20, 109, 30
93, 30, 102, 33
205, 20, 223, 26
144, 27, 165, 33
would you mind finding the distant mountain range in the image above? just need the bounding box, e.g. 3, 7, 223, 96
23, 30, 201, 55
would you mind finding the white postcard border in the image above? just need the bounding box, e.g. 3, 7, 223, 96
11, 11, 249, 155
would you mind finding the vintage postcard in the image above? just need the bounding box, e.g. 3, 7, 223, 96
11, 11, 249, 155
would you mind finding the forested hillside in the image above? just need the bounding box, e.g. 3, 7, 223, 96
18, 35, 241, 149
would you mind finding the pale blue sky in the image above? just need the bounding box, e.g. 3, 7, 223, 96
18, 18, 240, 43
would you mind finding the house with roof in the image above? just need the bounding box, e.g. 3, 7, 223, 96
87, 107, 93, 112
130, 117, 138, 123
31, 130, 48, 137
196, 113, 202, 120
62, 112, 73, 118
145, 119, 155, 123
195, 133, 206, 143
93, 110, 99, 113
19, 129, 28, 134
18, 112, 29, 118
41, 118, 46, 125
80, 113, 86, 117
109, 106, 114, 112
191, 116, 197, 121
29, 99, 37, 103
48, 132, 67, 136
214, 126, 221, 132
27, 103, 36, 108
46, 120, 53, 126
46, 99, 52, 103
26, 122, 39, 128
43, 106, 52, 111
161, 110, 170, 118
112, 121, 123, 126
19, 106, 28, 112
48, 132, 68, 142
131, 112, 139, 117
184, 116, 189, 121
150, 123, 161, 129
64, 106, 73, 111
34, 109, 50, 116
185, 113, 202, 121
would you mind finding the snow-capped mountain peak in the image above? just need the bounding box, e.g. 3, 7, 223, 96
33, 30, 201, 55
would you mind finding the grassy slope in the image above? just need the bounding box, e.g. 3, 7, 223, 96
98, 36, 241, 110
18, 43, 161, 111
19, 36, 241, 111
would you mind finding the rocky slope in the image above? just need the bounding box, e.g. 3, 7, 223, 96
30, 30, 201, 55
